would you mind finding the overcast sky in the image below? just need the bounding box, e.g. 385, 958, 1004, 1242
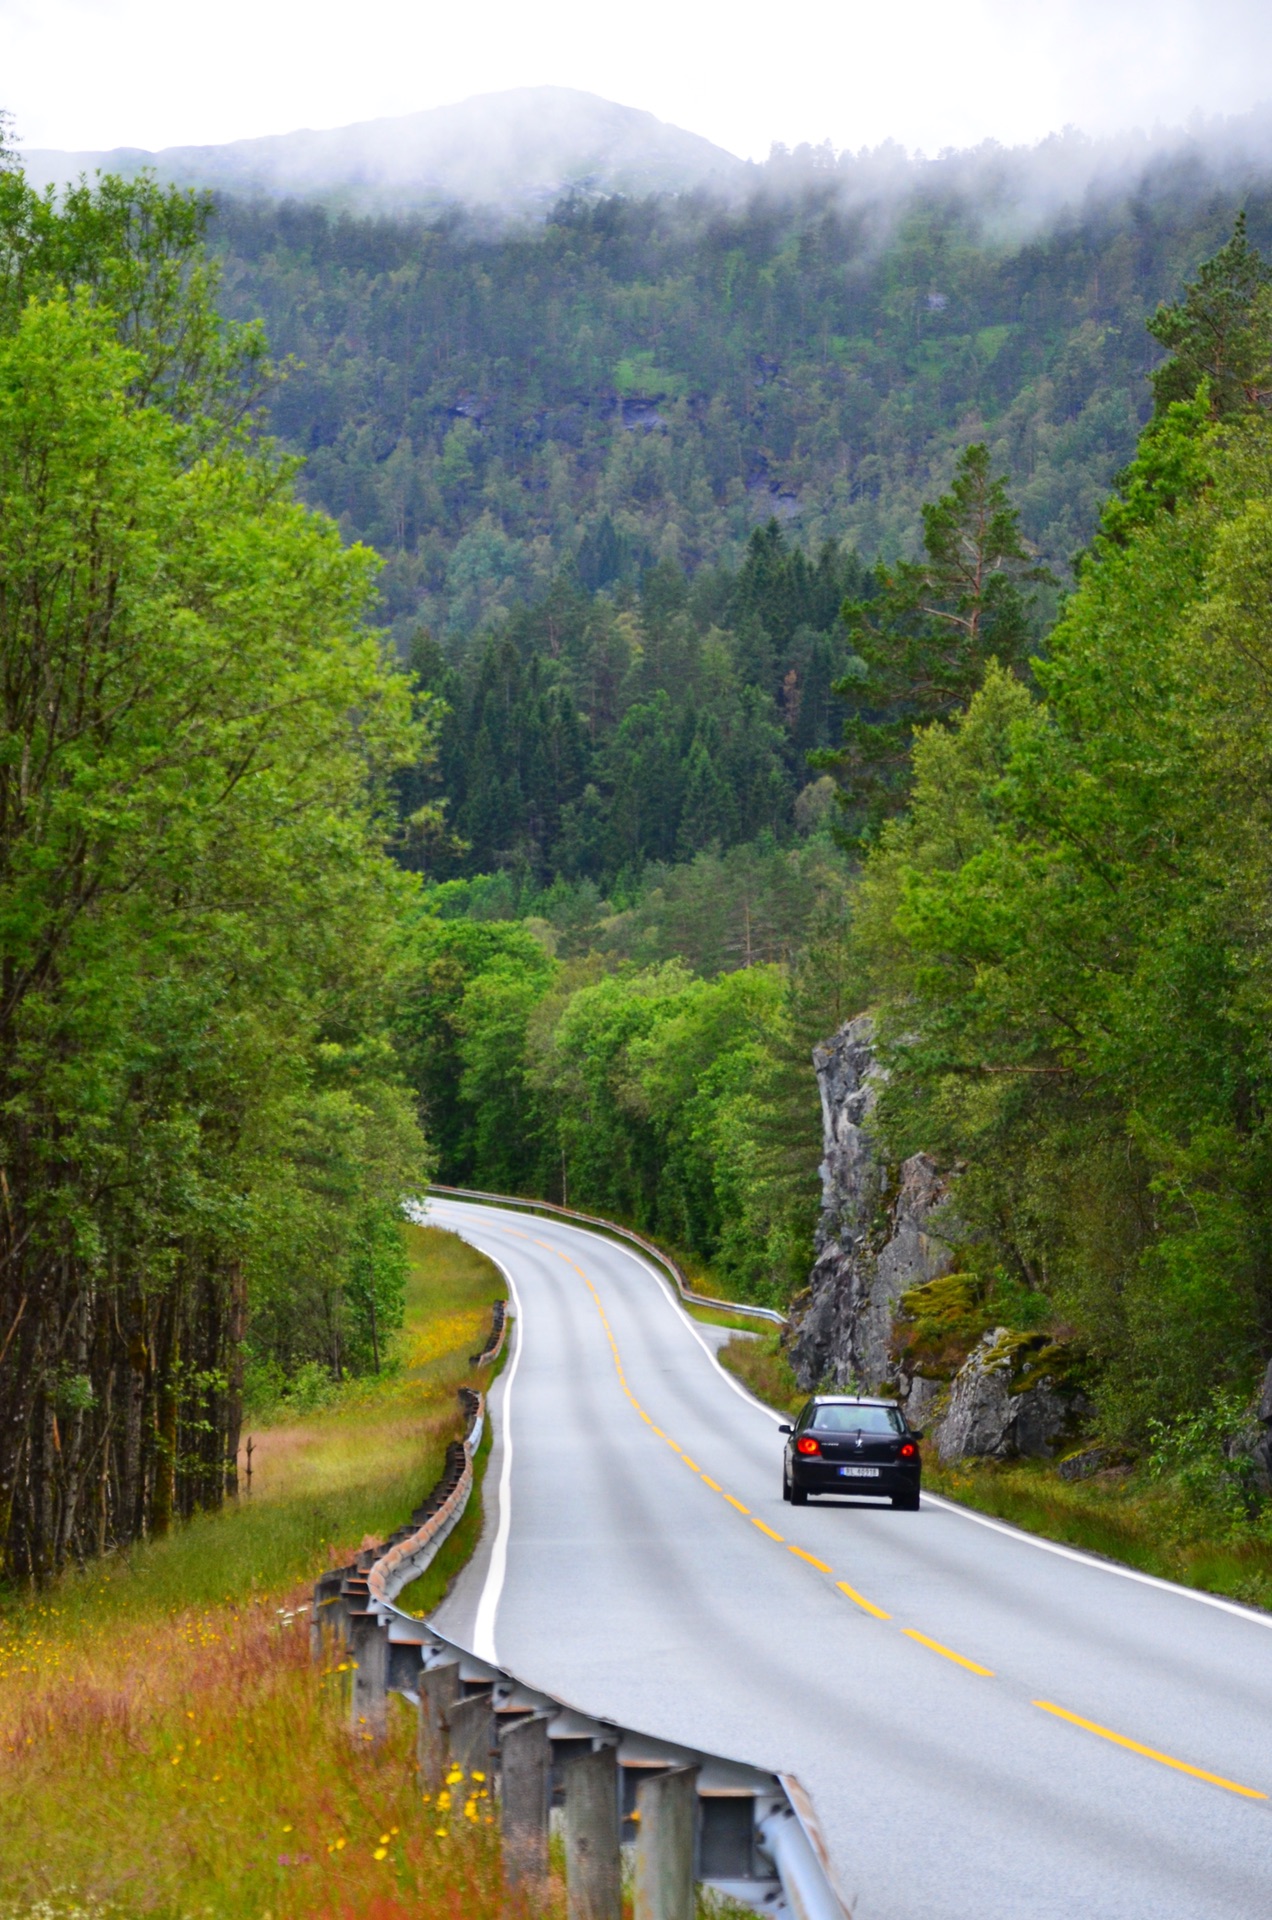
5, 0, 1272, 161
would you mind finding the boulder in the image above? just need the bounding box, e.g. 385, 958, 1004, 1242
934, 1329, 1076, 1463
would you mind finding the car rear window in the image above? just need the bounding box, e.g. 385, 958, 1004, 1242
811, 1405, 904, 1434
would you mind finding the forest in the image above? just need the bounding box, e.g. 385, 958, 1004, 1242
396, 213, 1272, 1465
10, 126, 1272, 1584
211, 150, 1272, 648
0, 168, 432, 1580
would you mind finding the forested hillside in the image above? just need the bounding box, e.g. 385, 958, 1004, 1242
206, 139, 1272, 891
393, 214, 1272, 1478
213, 149, 1272, 649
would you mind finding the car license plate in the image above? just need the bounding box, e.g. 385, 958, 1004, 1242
839, 1466, 880, 1478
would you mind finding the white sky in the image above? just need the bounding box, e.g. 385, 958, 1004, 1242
5, 0, 1272, 161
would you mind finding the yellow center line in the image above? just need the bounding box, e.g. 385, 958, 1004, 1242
789, 1545, 832, 1573
837, 1580, 892, 1620
903, 1629, 994, 1676
1034, 1701, 1268, 1800
482, 1226, 1272, 1804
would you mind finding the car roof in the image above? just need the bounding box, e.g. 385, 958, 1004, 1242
808, 1394, 898, 1407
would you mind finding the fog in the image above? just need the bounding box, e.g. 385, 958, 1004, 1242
5, 0, 1272, 164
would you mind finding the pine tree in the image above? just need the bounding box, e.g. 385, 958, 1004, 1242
819, 443, 1047, 843
1148, 212, 1272, 419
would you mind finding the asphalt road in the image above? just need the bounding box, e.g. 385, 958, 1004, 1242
426, 1197, 1272, 1920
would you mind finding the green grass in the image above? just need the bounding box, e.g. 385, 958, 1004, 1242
0, 1223, 541, 1920
717, 1330, 806, 1415
0, 1225, 501, 1641
925, 1458, 1272, 1612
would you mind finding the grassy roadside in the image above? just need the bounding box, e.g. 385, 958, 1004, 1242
0, 1223, 539, 1920
716, 1332, 1272, 1611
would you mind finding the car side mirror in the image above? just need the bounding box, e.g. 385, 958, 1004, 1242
778, 1423, 793, 1434
911, 1428, 926, 1440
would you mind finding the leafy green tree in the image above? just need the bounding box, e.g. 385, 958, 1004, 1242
0, 180, 428, 1580
846, 361, 1272, 1431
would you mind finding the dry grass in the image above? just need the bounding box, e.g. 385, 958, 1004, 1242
0, 1223, 549, 1920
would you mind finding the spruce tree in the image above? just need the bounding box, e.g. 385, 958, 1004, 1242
819, 443, 1046, 843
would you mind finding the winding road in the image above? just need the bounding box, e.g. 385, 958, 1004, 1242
426, 1196, 1272, 1919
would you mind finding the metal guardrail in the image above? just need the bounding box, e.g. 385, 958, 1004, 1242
425, 1181, 787, 1327
311, 1293, 850, 1919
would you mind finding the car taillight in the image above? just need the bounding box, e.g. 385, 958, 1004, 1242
796, 1435, 821, 1456
899, 1441, 917, 1458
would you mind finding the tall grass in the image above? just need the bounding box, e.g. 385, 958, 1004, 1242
0, 1224, 552, 1920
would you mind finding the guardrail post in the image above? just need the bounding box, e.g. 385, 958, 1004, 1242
417, 1661, 461, 1792
500, 1712, 551, 1888
447, 1688, 495, 1781
310, 1572, 345, 1663
348, 1612, 388, 1744
634, 1766, 699, 1920
564, 1745, 621, 1920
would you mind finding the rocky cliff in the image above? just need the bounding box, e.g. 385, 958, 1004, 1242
785, 1015, 956, 1413
786, 1015, 1084, 1458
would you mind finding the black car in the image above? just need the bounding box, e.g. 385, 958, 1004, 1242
780, 1395, 922, 1509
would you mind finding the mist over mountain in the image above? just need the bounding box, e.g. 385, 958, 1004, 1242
21, 87, 745, 215
22, 86, 1272, 238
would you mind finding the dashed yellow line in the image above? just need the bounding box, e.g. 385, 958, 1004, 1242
1033, 1701, 1268, 1800
903, 1629, 994, 1677
499, 1219, 1269, 1806
837, 1580, 891, 1621
789, 1545, 832, 1573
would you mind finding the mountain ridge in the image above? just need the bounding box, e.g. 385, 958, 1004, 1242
20, 86, 746, 214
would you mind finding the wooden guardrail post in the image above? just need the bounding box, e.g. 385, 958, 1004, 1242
500, 1712, 552, 1888
564, 1745, 621, 1920
634, 1767, 699, 1920
417, 1661, 461, 1791
447, 1688, 495, 1780
348, 1612, 388, 1744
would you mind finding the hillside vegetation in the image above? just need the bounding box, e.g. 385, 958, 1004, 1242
401, 216, 1272, 1562
211, 146, 1272, 650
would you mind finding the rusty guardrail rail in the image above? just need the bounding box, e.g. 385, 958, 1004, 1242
425, 1181, 787, 1327
310, 1297, 850, 1920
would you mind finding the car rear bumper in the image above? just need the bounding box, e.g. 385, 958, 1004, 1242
791, 1458, 921, 1496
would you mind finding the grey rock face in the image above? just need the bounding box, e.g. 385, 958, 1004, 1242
934, 1331, 1072, 1462
785, 1016, 955, 1394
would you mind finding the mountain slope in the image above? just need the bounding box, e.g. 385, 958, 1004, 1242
22, 87, 746, 213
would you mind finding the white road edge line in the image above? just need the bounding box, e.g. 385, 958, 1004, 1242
431, 1200, 1272, 1636
920, 1491, 1272, 1630
461, 1239, 522, 1666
